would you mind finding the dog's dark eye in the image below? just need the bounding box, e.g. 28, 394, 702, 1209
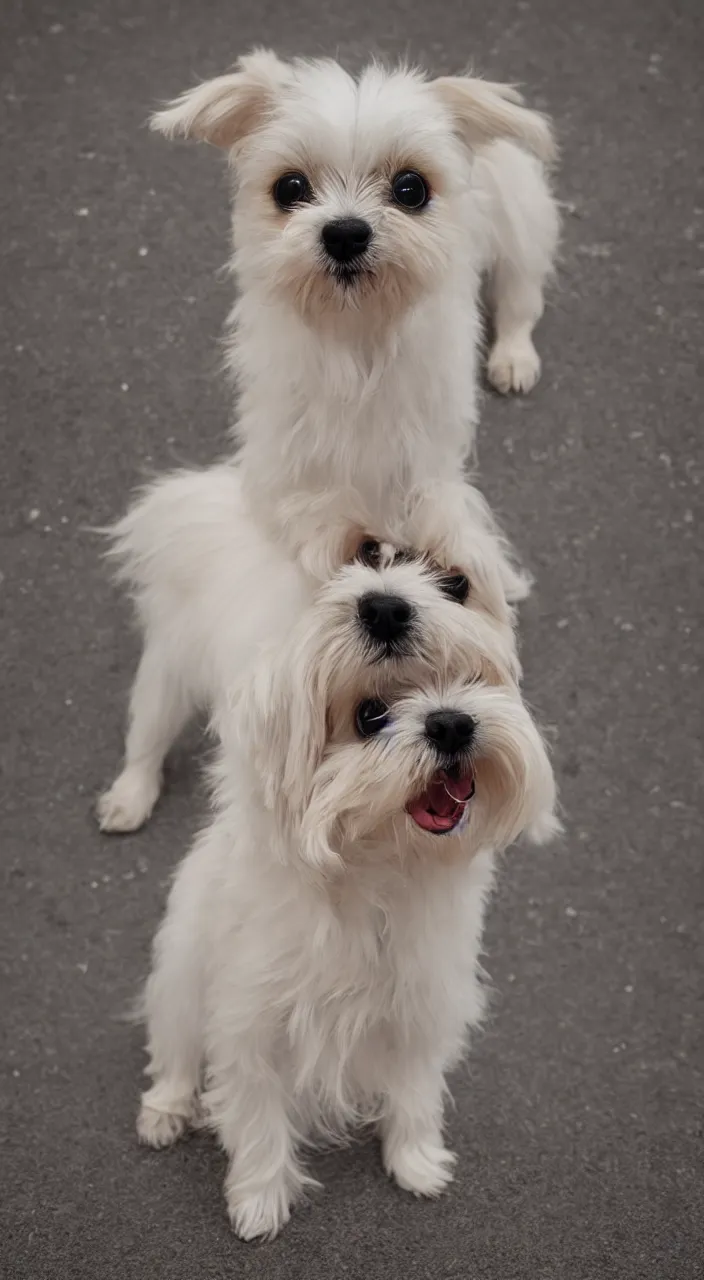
391, 170, 430, 211
357, 539, 381, 567
355, 698, 390, 738
439, 573, 470, 604
273, 172, 312, 210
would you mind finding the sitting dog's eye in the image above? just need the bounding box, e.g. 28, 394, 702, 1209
391, 170, 430, 211
439, 573, 470, 604
355, 698, 390, 738
273, 172, 312, 210
357, 538, 381, 567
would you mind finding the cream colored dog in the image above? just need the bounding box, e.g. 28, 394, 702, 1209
150, 51, 559, 588
136, 536, 558, 1240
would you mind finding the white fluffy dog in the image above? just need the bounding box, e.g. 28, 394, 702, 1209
98, 463, 520, 833
151, 51, 559, 589
100, 58, 561, 1239
137, 547, 558, 1241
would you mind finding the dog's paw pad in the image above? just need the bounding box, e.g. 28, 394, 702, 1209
137, 1104, 188, 1148
227, 1181, 292, 1242
96, 770, 160, 833
384, 1140, 457, 1198
487, 341, 541, 395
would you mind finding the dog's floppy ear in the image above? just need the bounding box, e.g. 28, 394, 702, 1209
236, 623, 337, 870
150, 49, 290, 148
432, 76, 556, 164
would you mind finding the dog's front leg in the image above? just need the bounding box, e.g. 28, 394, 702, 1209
97, 642, 191, 833
379, 1047, 456, 1198
205, 1030, 314, 1242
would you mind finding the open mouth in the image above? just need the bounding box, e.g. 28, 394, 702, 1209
406, 768, 475, 835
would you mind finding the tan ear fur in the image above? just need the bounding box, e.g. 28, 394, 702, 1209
150, 49, 289, 148
432, 76, 556, 163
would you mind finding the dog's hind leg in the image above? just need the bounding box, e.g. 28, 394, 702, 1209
479, 141, 560, 395
97, 641, 191, 833
487, 261, 545, 395
137, 837, 208, 1147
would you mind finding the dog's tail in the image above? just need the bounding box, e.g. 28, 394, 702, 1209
101, 462, 244, 601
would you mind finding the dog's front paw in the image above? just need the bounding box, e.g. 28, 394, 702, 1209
383, 1138, 457, 1198
137, 1103, 189, 1149
137, 1085, 201, 1148
226, 1177, 293, 1243
97, 766, 161, 833
487, 339, 541, 395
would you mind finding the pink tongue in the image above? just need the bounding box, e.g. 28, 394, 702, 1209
407, 770, 474, 834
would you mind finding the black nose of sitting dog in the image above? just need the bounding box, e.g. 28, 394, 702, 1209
358, 593, 412, 644
322, 217, 373, 263
425, 710, 476, 756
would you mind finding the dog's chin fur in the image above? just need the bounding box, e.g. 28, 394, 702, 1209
151, 51, 560, 596
136, 526, 558, 1240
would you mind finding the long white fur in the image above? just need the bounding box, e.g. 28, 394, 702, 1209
137, 589, 559, 1241
101, 55, 560, 826
150, 52, 560, 588
99, 53, 563, 1241
97, 463, 521, 833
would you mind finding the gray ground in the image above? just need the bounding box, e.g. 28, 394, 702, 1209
2, 1, 702, 1276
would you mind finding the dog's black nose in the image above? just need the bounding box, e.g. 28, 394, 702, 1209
358, 592, 412, 644
322, 217, 373, 263
425, 710, 476, 756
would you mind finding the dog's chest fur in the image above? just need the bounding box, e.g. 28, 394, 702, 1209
231, 272, 481, 527
245, 848, 495, 1118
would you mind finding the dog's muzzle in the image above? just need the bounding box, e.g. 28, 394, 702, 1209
321, 217, 373, 266
424, 710, 476, 756
406, 711, 477, 835
357, 592, 413, 653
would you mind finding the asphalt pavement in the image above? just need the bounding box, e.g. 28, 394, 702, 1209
2, 1, 702, 1276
